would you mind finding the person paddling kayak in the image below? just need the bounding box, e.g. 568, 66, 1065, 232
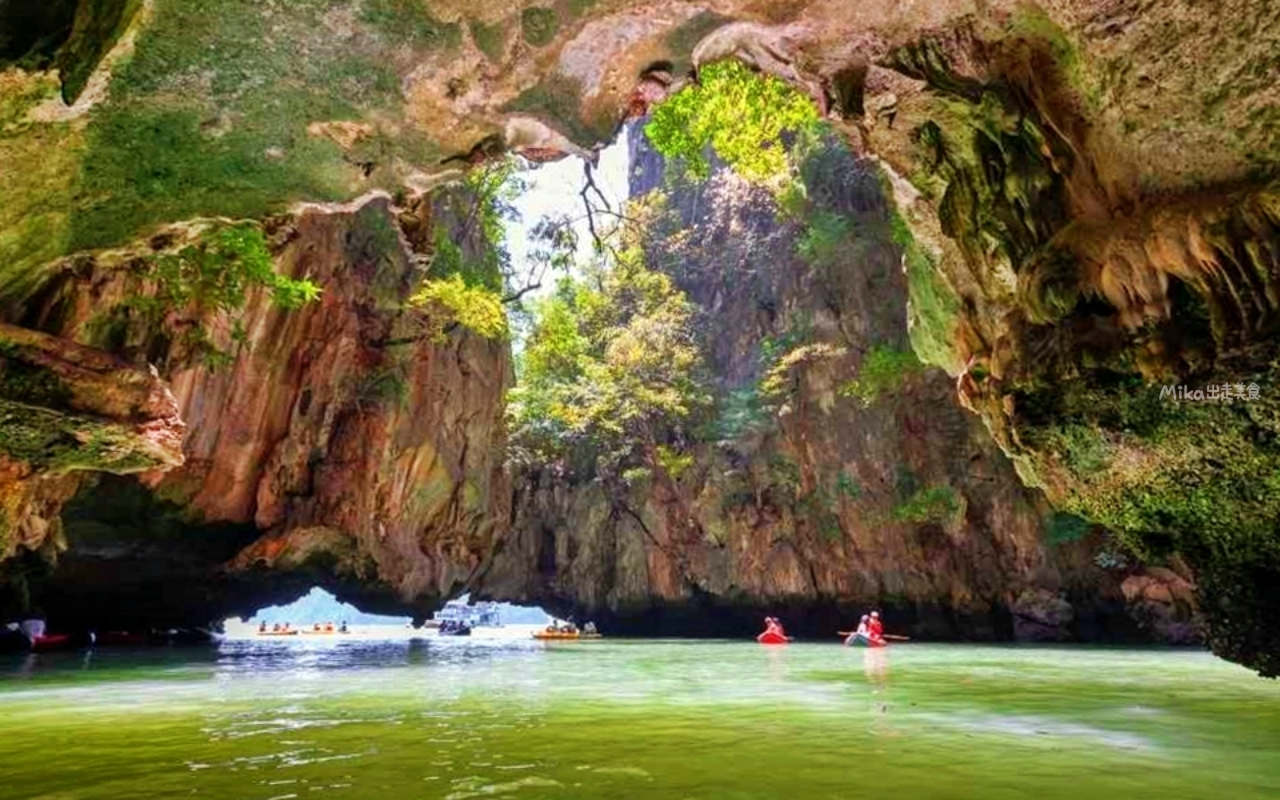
868, 611, 884, 640
843, 615, 871, 647
843, 611, 887, 647
757, 616, 789, 644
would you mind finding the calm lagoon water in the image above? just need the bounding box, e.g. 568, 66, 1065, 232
2, 639, 1278, 799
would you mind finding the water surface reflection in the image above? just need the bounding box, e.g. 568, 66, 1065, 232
2, 641, 1278, 800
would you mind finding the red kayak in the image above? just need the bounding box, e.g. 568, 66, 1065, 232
30, 634, 75, 652
756, 631, 789, 645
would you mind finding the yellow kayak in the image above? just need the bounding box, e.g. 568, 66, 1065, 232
531, 631, 602, 641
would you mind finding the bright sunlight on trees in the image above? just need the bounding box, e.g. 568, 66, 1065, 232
507, 200, 710, 471
643, 60, 820, 183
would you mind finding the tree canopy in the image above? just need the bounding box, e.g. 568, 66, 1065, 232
643, 59, 820, 183
507, 201, 710, 471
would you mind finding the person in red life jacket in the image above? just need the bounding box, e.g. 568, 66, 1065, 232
760, 616, 787, 639
868, 611, 884, 643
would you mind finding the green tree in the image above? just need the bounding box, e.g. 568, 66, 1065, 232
409, 274, 507, 341
406, 157, 545, 342
508, 209, 710, 470
644, 59, 820, 183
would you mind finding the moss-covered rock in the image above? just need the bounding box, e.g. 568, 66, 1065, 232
1005, 362, 1280, 675
871, 8, 1280, 673
57, 0, 144, 104
0, 398, 168, 474
0, 339, 74, 407
504, 76, 617, 147
521, 7, 560, 48
470, 20, 509, 63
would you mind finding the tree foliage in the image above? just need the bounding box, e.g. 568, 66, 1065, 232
839, 345, 925, 407
407, 157, 536, 342
89, 223, 321, 368
431, 157, 526, 291
153, 224, 322, 312
508, 208, 710, 470
409, 274, 508, 341
644, 59, 820, 183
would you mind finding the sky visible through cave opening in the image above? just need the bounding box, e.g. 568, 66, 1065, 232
226, 588, 552, 630
504, 126, 632, 325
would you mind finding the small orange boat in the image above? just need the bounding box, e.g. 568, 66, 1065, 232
531, 630, 602, 641
256, 628, 299, 637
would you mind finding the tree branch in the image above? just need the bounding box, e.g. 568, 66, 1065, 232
502, 283, 543, 304
582, 159, 613, 213
578, 163, 630, 264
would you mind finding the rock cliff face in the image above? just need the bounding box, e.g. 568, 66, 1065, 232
851, 7, 1280, 674
0, 0, 1274, 670
0, 321, 183, 565
479, 125, 1192, 642
1, 193, 512, 627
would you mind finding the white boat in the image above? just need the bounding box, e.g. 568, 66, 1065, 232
429, 598, 503, 629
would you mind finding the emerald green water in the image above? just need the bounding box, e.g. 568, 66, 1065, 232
3, 640, 1278, 799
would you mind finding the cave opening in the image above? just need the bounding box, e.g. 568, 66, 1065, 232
490, 122, 633, 339
223, 587, 554, 639
494, 58, 921, 641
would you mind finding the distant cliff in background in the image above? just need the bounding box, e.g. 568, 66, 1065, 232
479, 123, 1197, 644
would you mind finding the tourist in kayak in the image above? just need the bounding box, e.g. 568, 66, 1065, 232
757, 616, 790, 644
843, 615, 871, 646
868, 611, 884, 640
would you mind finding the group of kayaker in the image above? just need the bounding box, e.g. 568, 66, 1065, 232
755, 610, 895, 647
843, 611, 886, 647
543, 619, 598, 635
256, 621, 349, 634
